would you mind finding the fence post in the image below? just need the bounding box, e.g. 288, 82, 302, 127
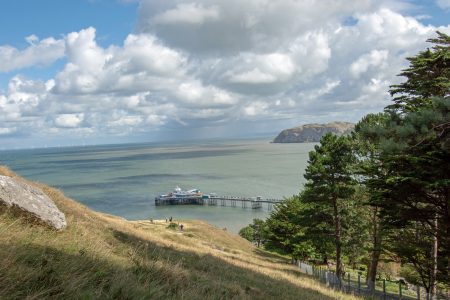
399, 282, 403, 299
383, 279, 386, 300
417, 286, 420, 300
325, 271, 329, 287
358, 273, 361, 294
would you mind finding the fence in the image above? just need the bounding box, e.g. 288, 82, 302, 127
294, 261, 449, 300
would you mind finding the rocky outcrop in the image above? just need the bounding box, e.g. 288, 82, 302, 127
0, 175, 67, 230
273, 121, 355, 143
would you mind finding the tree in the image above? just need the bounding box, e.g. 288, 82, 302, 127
251, 219, 268, 248
265, 196, 305, 254
340, 187, 371, 271
374, 98, 450, 293
366, 31, 450, 295
265, 194, 334, 261
239, 225, 254, 243
389, 31, 450, 112
239, 219, 268, 247
302, 133, 356, 279
353, 112, 391, 290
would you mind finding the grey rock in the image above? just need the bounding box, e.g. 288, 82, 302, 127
0, 175, 67, 230
273, 121, 355, 143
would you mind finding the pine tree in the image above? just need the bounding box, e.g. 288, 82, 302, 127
389, 31, 450, 112
302, 133, 356, 279
353, 112, 391, 290
381, 98, 449, 291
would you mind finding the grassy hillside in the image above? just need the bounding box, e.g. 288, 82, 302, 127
0, 166, 359, 299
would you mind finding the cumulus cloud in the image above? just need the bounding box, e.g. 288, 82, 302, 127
0, 36, 65, 72
1, 1, 450, 147
226, 53, 296, 84
138, 0, 373, 54
350, 50, 389, 77
54, 27, 187, 95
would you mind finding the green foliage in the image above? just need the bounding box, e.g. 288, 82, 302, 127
250, 219, 268, 248
265, 196, 305, 254
399, 264, 422, 286
238, 225, 254, 242
371, 98, 450, 289
302, 133, 357, 277
264, 134, 372, 269
261, 32, 450, 294
389, 31, 450, 112
239, 219, 268, 247
167, 222, 178, 230
340, 188, 371, 268
357, 31, 450, 292
303, 133, 356, 207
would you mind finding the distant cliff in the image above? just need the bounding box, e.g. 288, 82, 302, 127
273, 122, 355, 143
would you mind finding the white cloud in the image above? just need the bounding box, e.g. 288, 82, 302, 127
226, 53, 295, 84
54, 113, 84, 128
243, 101, 269, 117
2, 1, 450, 147
174, 80, 237, 107
350, 50, 389, 77
54, 28, 187, 94
154, 3, 220, 25
229, 69, 278, 84
0, 35, 65, 72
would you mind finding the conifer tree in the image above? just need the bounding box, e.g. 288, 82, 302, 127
353, 112, 391, 290
376, 98, 450, 293
302, 133, 356, 279
389, 31, 450, 112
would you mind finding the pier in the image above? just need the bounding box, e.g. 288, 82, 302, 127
155, 195, 283, 211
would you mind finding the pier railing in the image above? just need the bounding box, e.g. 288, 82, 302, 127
155, 195, 283, 210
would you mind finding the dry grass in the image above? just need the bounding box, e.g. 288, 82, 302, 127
0, 166, 362, 299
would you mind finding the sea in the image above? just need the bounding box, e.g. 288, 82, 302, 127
0, 139, 315, 233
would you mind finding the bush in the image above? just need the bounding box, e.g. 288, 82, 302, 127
399, 264, 421, 286
167, 222, 178, 230
238, 226, 254, 242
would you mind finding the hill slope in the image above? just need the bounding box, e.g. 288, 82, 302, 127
273, 122, 355, 143
0, 166, 358, 299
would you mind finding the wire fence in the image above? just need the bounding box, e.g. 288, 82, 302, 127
294, 261, 449, 300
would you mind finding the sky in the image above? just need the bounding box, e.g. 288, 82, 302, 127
1, 0, 450, 149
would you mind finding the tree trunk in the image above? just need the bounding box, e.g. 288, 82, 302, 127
430, 215, 438, 299
367, 206, 382, 291
333, 196, 343, 280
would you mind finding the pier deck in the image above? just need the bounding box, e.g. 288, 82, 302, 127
155, 195, 283, 210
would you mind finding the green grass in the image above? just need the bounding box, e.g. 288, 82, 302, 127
0, 166, 361, 299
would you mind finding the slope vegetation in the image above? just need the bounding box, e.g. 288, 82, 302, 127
0, 166, 359, 300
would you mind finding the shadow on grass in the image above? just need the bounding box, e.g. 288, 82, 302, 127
0, 229, 340, 300
112, 229, 339, 300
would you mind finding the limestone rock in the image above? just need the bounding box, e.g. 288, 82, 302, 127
0, 175, 67, 230
273, 121, 355, 143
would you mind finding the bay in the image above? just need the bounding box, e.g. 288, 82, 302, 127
0, 139, 315, 233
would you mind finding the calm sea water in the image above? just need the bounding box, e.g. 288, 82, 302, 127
0, 139, 314, 232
